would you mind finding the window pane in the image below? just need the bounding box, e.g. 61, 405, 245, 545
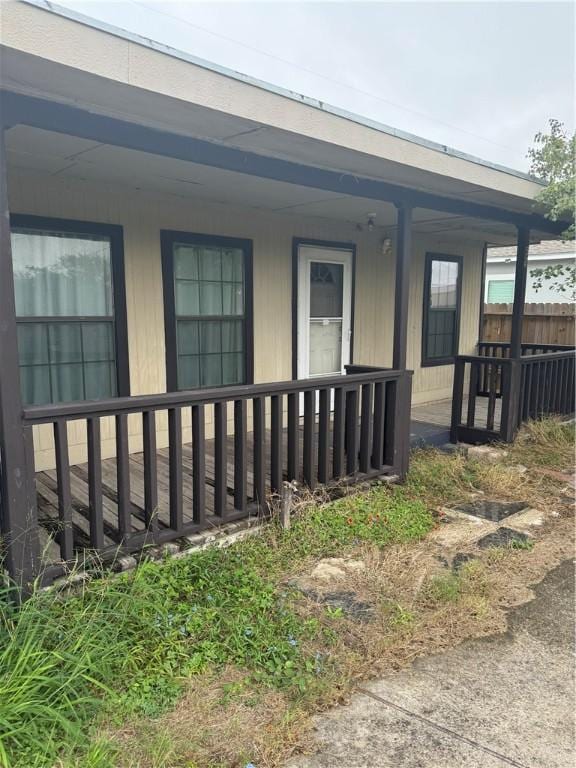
51, 363, 84, 402
310, 262, 343, 317
82, 323, 115, 361
222, 353, 244, 385
199, 282, 223, 315
172, 240, 247, 390
177, 320, 200, 355
17, 324, 48, 365
222, 248, 243, 282
12, 229, 113, 317
487, 280, 514, 303
85, 361, 116, 399
430, 259, 458, 309
48, 323, 82, 363
200, 354, 222, 387
222, 283, 244, 315
175, 281, 200, 315
427, 309, 456, 359
199, 248, 222, 281
20, 365, 51, 405
174, 245, 199, 280
178, 355, 200, 389
221, 320, 243, 353
309, 319, 342, 375
199, 321, 222, 354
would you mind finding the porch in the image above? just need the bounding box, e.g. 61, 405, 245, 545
1, 44, 572, 590
26, 368, 412, 581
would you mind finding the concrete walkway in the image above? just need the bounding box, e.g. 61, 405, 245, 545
287, 560, 575, 768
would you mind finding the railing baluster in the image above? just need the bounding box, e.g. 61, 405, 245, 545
466, 362, 479, 427
332, 387, 345, 478
87, 417, 104, 550
234, 399, 247, 512
303, 389, 315, 488
372, 381, 385, 470
252, 397, 266, 508
54, 420, 74, 561
486, 362, 498, 430
287, 392, 299, 481
270, 394, 282, 493
214, 401, 227, 517
359, 383, 373, 474
142, 411, 158, 534
115, 414, 132, 540
168, 407, 183, 531
192, 404, 206, 526
318, 388, 330, 484
345, 387, 359, 476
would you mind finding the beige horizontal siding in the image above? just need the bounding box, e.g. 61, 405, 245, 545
8, 170, 483, 469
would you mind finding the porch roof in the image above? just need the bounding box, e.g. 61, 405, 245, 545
0, 0, 569, 244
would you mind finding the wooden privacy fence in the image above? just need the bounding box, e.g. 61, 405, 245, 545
483, 303, 575, 346
12, 367, 411, 587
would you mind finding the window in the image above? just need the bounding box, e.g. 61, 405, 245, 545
422, 253, 462, 366
487, 279, 514, 303
11, 216, 129, 406
162, 231, 253, 390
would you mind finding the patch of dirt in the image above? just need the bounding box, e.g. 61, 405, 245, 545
109, 667, 313, 768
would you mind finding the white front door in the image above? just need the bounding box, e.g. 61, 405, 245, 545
297, 244, 353, 381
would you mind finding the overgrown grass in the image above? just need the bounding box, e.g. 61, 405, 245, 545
2, 417, 572, 768
0, 487, 432, 768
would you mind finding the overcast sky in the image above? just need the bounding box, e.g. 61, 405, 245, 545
56, 1, 575, 172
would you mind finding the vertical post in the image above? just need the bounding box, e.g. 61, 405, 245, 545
391, 204, 412, 479
506, 227, 529, 438
392, 204, 412, 371
510, 227, 530, 359
0, 127, 40, 591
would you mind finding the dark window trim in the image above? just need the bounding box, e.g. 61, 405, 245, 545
421, 251, 463, 368
161, 229, 254, 392
291, 237, 357, 380
9, 213, 130, 398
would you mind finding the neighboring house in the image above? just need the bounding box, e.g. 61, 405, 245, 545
486, 241, 576, 303
0, 0, 573, 588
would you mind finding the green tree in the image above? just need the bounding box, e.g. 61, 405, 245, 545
527, 120, 575, 301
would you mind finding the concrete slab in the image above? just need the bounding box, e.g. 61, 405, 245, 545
287, 560, 575, 768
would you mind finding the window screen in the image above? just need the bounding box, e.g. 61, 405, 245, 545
172, 242, 247, 389
11, 226, 119, 406
487, 279, 514, 303
423, 255, 461, 364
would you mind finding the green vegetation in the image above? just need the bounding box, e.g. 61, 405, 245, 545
1, 417, 572, 768
0, 486, 432, 768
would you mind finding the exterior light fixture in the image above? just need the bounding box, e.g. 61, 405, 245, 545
367, 213, 377, 231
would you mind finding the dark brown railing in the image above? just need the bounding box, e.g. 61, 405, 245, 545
20, 368, 411, 584
452, 347, 575, 444
476, 342, 574, 397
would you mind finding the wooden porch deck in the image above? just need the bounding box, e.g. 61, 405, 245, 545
34, 419, 358, 564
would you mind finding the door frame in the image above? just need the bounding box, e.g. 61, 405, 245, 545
291, 237, 356, 380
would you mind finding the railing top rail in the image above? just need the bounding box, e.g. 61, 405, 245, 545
478, 341, 575, 350
456, 354, 513, 365
519, 349, 576, 363
22, 368, 410, 424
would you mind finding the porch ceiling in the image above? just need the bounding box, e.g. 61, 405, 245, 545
6, 125, 528, 246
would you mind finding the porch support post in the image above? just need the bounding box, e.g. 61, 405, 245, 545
510, 227, 530, 359
0, 127, 40, 592
390, 204, 413, 479
393, 204, 412, 370
501, 226, 530, 442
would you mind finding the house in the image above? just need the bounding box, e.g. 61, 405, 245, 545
486, 240, 576, 303
0, 0, 573, 589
